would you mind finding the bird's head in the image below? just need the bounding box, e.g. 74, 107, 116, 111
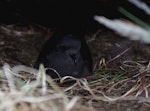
57, 34, 81, 55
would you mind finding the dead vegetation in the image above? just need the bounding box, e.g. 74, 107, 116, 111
0, 23, 150, 111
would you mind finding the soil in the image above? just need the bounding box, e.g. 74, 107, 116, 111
0, 23, 150, 111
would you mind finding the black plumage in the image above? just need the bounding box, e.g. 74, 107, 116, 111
35, 33, 92, 78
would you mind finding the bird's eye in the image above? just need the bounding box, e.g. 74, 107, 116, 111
58, 45, 68, 51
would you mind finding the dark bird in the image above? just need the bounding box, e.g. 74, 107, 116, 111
35, 33, 92, 78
